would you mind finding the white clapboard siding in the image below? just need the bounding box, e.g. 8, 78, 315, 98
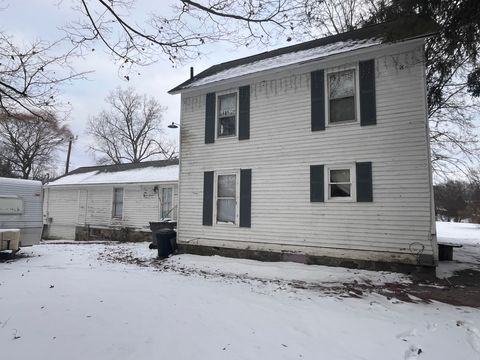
177, 40, 436, 265
44, 183, 178, 239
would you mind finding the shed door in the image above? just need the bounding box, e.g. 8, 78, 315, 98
77, 189, 87, 225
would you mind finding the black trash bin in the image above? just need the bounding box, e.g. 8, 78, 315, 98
156, 228, 177, 258
149, 221, 177, 249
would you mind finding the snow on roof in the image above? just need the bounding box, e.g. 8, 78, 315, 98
169, 16, 438, 93
47, 164, 178, 186
0, 177, 42, 186
181, 39, 381, 90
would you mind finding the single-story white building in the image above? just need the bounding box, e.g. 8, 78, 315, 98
43, 159, 178, 241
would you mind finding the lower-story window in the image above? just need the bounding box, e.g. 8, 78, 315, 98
216, 173, 237, 224
326, 165, 355, 201
112, 188, 124, 218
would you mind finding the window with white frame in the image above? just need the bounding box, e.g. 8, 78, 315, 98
328, 69, 356, 124
161, 187, 173, 219
216, 174, 237, 224
217, 93, 237, 137
327, 166, 354, 200
112, 188, 124, 218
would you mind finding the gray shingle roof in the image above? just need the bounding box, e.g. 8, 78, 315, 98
169, 16, 437, 94
66, 159, 179, 175
48, 159, 179, 185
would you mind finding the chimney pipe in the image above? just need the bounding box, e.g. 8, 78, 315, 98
190, 67, 194, 79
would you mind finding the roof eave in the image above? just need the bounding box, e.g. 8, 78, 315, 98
169, 16, 438, 95
45, 179, 179, 188
170, 37, 427, 95
169, 35, 432, 95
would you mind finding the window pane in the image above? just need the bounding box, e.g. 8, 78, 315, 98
114, 202, 123, 217
218, 116, 236, 136
218, 175, 236, 197
330, 184, 351, 197
219, 93, 236, 117
330, 169, 350, 183
329, 70, 354, 99
217, 199, 236, 223
114, 188, 123, 203
161, 188, 173, 218
330, 97, 355, 123
113, 188, 123, 217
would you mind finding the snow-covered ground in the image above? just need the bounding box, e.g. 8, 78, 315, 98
1, 222, 479, 360
436, 221, 480, 246
436, 222, 480, 279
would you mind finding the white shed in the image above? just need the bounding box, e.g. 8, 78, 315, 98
43, 160, 179, 241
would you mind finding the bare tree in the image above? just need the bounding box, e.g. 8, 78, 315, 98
87, 87, 176, 164
305, 0, 372, 36
0, 32, 86, 117
65, 0, 307, 69
429, 79, 480, 178
0, 155, 15, 178
0, 113, 72, 179
3, 1, 478, 175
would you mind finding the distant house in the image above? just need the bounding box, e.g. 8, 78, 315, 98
169, 17, 439, 270
43, 160, 178, 241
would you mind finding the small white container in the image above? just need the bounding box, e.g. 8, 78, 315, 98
0, 228, 21, 251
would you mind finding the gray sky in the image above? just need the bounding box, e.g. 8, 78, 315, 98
1, 0, 262, 172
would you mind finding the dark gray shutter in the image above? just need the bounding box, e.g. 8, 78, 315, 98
240, 169, 251, 227
359, 60, 376, 126
310, 165, 324, 202
238, 86, 250, 140
311, 70, 325, 131
202, 171, 214, 225
205, 93, 216, 143
356, 162, 373, 202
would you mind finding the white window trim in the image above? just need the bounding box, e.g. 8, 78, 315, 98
325, 164, 356, 202
112, 187, 124, 219
213, 170, 240, 226
160, 186, 174, 220
215, 89, 239, 140
325, 65, 360, 127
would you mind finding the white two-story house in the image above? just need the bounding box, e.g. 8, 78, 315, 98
169, 17, 438, 270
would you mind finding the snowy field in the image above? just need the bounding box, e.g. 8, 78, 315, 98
1, 222, 479, 360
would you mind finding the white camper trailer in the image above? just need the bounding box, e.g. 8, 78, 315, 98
0, 177, 43, 251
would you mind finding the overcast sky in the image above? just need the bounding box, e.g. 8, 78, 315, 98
1, 0, 264, 172
4, 1, 478, 179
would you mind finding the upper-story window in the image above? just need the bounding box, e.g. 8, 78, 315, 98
328, 69, 356, 124
217, 92, 237, 137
